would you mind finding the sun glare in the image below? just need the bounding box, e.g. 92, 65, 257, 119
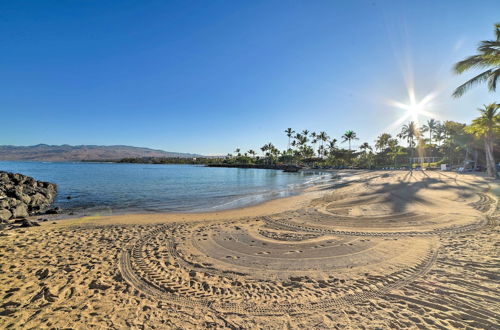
386, 88, 439, 129
407, 103, 422, 116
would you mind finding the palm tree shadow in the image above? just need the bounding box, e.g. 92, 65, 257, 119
361, 172, 475, 213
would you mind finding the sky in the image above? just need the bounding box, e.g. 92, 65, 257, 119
1, 0, 499, 155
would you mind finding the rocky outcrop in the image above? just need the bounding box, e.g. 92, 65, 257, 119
0, 171, 57, 221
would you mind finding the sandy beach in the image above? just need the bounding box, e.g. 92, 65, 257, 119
0, 170, 498, 329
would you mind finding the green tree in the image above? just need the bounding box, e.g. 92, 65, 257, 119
374, 133, 392, 152
284, 128, 295, 149
387, 138, 406, 168
342, 130, 358, 151
359, 142, 373, 168
260, 143, 277, 164
260, 144, 269, 157
317, 145, 326, 158
421, 119, 438, 145
465, 103, 499, 178
442, 121, 468, 165
453, 23, 500, 97
398, 121, 420, 166
327, 138, 338, 158
310, 132, 318, 156
433, 123, 446, 146
318, 131, 329, 144
359, 142, 372, 153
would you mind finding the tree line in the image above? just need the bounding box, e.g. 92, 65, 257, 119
225, 102, 497, 174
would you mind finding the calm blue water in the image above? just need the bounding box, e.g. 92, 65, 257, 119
0, 162, 331, 215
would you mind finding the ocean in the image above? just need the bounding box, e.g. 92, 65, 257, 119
0, 161, 331, 215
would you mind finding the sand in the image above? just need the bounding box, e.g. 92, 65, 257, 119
0, 170, 498, 329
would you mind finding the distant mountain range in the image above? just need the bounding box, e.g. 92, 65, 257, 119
0, 144, 203, 161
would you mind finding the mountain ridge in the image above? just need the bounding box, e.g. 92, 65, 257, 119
0, 144, 203, 161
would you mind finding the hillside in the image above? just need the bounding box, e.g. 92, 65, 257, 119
0, 144, 201, 161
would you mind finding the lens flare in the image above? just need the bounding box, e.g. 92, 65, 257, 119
386, 89, 438, 129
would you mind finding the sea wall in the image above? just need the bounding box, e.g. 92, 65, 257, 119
0, 171, 57, 221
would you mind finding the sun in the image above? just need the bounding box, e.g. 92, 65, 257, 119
407, 102, 422, 116
386, 89, 438, 128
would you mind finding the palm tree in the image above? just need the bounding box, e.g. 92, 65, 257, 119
270, 145, 280, 161
387, 138, 405, 168
317, 131, 329, 157
342, 130, 358, 150
248, 149, 256, 158
374, 133, 392, 152
234, 148, 241, 157
433, 123, 446, 146
317, 145, 326, 158
260, 143, 277, 164
421, 119, 438, 145
398, 121, 420, 166
295, 133, 308, 147
465, 103, 499, 178
284, 128, 295, 149
452, 23, 500, 97
260, 144, 269, 157
301, 130, 310, 152
327, 138, 338, 157
310, 132, 318, 156
360, 142, 372, 153
359, 142, 373, 168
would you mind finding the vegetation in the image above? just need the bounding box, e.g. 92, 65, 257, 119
464, 103, 499, 178
82, 157, 227, 165
341, 130, 358, 150
453, 23, 500, 97
221, 107, 498, 176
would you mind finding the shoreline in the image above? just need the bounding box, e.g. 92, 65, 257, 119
36, 170, 340, 224
37, 174, 342, 226
24, 169, 489, 227
0, 162, 335, 221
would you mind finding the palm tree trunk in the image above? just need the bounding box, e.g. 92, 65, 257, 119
410, 137, 414, 170
484, 135, 498, 178
473, 148, 478, 170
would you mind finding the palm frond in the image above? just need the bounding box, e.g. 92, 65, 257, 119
477, 40, 500, 54
452, 69, 492, 98
487, 68, 500, 91
453, 55, 491, 73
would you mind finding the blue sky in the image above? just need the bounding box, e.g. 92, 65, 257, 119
1, 0, 498, 155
